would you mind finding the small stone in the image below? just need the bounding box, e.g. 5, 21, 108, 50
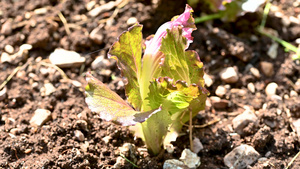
10, 128, 21, 135
113, 156, 126, 168
265, 82, 278, 96
74, 130, 85, 142
219, 67, 239, 83
203, 73, 213, 87
163, 159, 186, 169
210, 96, 229, 109
180, 149, 201, 168
247, 82, 255, 93
4, 45, 14, 54
102, 136, 112, 144
127, 17, 138, 25
292, 119, 300, 141
267, 42, 278, 59
165, 143, 175, 154
250, 67, 260, 78
0, 52, 12, 63
31, 82, 39, 90
252, 126, 272, 150
88, 1, 116, 17
215, 85, 227, 97
30, 109, 52, 126
290, 90, 298, 97
192, 138, 203, 154
86, 1, 96, 11
91, 55, 109, 70
89, 26, 104, 45
1, 19, 13, 35
75, 120, 88, 131
0, 87, 7, 101
224, 144, 260, 168
24, 149, 32, 154
72, 80, 82, 87
260, 61, 274, 77
49, 48, 85, 68
232, 109, 258, 135
34, 7, 48, 15
41, 83, 56, 96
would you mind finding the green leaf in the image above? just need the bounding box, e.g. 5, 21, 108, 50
85, 73, 158, 126
108, 24, 143, 110
160, 27, 205, 87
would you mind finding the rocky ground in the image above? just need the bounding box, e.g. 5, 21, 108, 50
0, 0, 300, 168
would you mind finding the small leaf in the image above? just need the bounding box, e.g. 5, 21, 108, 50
108, 24, 143, 110
85, 72, 158, 126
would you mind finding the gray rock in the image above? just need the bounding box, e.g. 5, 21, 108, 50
180, 149, 201, 168
232, 109, 258, 135
41, 83, 56, 96
163, 159, 186, 169
30, 109, 52, 126
192, 138, 203, 154
265, 82, 278, 96
224, 144, 260, 168
219, 67, 239, 83
267, 42, 278, 59
49, 48, 85, 68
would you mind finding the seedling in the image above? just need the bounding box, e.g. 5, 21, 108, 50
85, 5, 208, 155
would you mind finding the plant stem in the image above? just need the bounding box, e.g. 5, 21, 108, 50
194, 13, 222, 24
189, 110, 193, 152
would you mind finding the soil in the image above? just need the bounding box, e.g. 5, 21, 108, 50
0, 0, 300, 168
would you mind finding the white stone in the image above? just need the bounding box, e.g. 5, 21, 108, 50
89, 26, 104, 45
215, 85, 227, 97
49, 48, 85, 68
265, 82, 278, 96
163, 159, 186, 169
192, 138, 203, 154
88, 1, 116, 17
180, 149, 201, 168
250, 67, 260, 78
30, 109, 52, 126
86, 0, 96, 11
113, 156, 126, 168
74, 130, 85, 142
4, 45, 14, 54
0, 52, 12, 63
219, 67, 239, 83
91, 55, 105, 69
267, 43, 278, 59
102, 136, 112, 144
165, 143, 175, 153
247, 82, 255, 93
0, 87, 7, 101
41, 83, 56, 96
203, 73, 213, 87
127, 17, 138, 25
290, 90, 298, 97
210, 96, 229, 109
232, 110, 258, 135
260, 61, 274, 77
292, 119, 300, 141
224, 144, 260, 168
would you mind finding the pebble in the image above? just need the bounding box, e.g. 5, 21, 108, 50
4, 44, 14, 54
74, 130, 85, 142
260, 61, 274, 77
49, 48, 85, 68
89, 26, 104, 45
86, 1, 96, 11
102, 136, 112, 144
91, 55, 107, 69
210, 96, 229, 109
30, 109, 52, 126
203, 73, 213, 87
1, 19, 13, 35
0, 87, 7, 101
219, 67, 239, 83
10, 128, 21, 135
88, 1, 115, 17
250, 67, 260, 78
24, 149, 32, 154
292, 119, 300, 141
267, 42, 278, 59
290, 90, 298, 97
224, 144, 260, 168
247, 82, 255, 93
265, 82, 278, 96
127, 17, 138, 25
165, 143, 175, 153
232, 109, 258, 135
192, 138, 203, 154
0, 52, 11, 63
41, 83, 56, 96
215, 85, 227, 97
180, 149, 201, 168
113, 156, 126, 168
75, 120, 88, 131
163, 159, 186, 169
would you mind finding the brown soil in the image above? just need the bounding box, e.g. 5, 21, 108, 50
0, 0, 300, 168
